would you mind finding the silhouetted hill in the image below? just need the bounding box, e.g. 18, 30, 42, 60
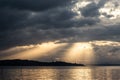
0, 59, 85, 66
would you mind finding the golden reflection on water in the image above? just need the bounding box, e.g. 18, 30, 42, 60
0, 67, 120, 80
67, 68, 92, 80
21, 67, 93, 80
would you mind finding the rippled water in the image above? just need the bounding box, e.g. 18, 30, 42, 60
0, 66, 120, 80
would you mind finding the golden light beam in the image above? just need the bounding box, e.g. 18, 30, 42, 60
62, 42, 95, 64
2, 42, 67, 60
33, 43, 71, 61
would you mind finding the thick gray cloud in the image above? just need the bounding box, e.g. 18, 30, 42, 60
0, 8, 29, 31
92, 42, 120, 64
1, 24, 120, 50
80, 2, 100, 17
0, 0, 120, 50
80, 0, 107, 17
0, 0, 73, 11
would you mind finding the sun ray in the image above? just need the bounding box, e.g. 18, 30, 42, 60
62, 42, 95, 64
34, 43, 72, 62
2, 42, 67, 60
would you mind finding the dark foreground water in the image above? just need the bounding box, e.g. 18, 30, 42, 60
0, 66, 120, 80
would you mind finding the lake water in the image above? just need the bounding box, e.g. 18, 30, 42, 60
0, 66, 120, 80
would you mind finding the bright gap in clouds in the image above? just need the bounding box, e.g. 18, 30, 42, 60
0, 41, 120, 64
1, 42, 67, 60
0, 41, 95, 64
72, 1, 91, 14
62, 42, 95, 64
99, 1, 120, 19
71, 1, 91, 19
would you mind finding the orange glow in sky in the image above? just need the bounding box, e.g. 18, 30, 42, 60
62, 42, 95, 64
1, 42, 95, 64
2, 42, 67, 60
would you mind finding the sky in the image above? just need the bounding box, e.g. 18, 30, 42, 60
0, 0, 120, 64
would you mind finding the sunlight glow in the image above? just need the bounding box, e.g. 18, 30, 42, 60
0, 45, 35, 53
2, 42, 67, 60
72, 1, 91, 13
62, 42, 95, 64
1, 40, 120, 64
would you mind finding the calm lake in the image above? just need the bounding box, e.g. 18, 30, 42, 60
0, 66, 120, 80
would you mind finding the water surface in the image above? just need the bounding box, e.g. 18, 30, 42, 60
0, 66, 120, 80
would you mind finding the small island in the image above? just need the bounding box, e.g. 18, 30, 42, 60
0, 59, 85, 66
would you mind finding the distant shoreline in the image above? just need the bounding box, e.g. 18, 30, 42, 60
0, 59, 120, 66
0, 59, 84, 66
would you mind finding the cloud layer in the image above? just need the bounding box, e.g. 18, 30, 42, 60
0, 0, 120, 50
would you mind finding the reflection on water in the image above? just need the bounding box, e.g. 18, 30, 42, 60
0, 66, 120, 80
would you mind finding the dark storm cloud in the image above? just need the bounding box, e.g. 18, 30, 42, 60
0, 0, 101, 31
0, 28, 74, 49
0, 0, 119, 50
0, 0, 75, 50
26, 10, 100, 29
56, 24, 120, 43
93, 24, 120, 41
0, 8, 30, 31
80, 0, 107, 17
0, 0, 74, 31
80, 2, 100, 17
0, 0, 73, 11
86, 25, 120, 41
0, 7, 99, 31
